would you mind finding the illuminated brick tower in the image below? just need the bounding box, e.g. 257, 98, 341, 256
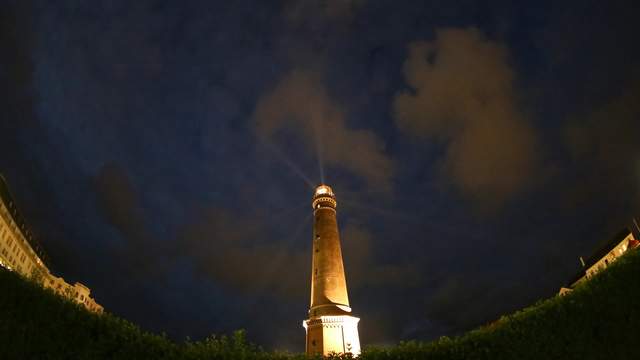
303, 184, 361, 356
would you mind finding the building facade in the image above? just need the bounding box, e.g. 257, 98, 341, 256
0, 175, 103, 313
560, 228, 639, 294
45, 274, 104, 313
303, 185, 361, 357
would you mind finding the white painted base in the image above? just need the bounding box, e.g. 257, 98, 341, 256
303, 315, 361, 357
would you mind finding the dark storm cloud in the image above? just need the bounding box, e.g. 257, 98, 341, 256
0, 1, 78, 274
533, 0, 639, 114
93, 163, 170, 278
522, 0, 640, 217
565, 73, 640, 211
0, 0, 35, 175
394, 28, 539, 208
421, 275, 521, 335
176, 211, 417, 300
178, 207, 309, 299
284, 0, 364, 22
341, 224, 420, 289
93, 163, 310, 300
253, 69, 394, 192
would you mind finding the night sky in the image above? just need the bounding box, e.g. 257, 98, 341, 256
1, 0, 639, 351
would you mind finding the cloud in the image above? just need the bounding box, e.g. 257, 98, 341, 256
177, 209, 416, 302
421, 276, 515, 334
254, 69, 393, 192
178, 208, 309, 299
394, 28, 538, 208
284, 0, 364, 23
342, 224, 420, 289
93, 163, 408, 302
93, 163, 169, 278
94, 164, 145, 241
566, 72, 640, 210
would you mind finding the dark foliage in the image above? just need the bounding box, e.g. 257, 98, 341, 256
363, 248, 640, 359
1, 249, 639, 359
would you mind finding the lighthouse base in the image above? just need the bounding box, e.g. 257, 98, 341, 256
303, 315, 361, 357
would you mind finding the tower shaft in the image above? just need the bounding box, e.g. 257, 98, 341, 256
310, 206, 350, 314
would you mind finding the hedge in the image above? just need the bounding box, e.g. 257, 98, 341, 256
362, 248, 640, 360
1, 248, 639, 359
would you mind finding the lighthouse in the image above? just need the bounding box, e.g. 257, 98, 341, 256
303, 184, 361, 356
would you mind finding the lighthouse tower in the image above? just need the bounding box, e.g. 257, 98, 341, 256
303, 184, 361, 356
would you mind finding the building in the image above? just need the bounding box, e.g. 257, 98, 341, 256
559, 228, 639, 295
0, 176, 49, 277
0, 174, 103, 313
303, 184, 361, 357
45, 273, 104, 313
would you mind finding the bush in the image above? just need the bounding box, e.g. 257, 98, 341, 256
358, 248, 640, 360
0, 268, 177, 359
1, 248, 639, 359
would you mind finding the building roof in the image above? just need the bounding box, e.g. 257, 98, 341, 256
566, 228, 633, 287
0, 174, 49, 266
